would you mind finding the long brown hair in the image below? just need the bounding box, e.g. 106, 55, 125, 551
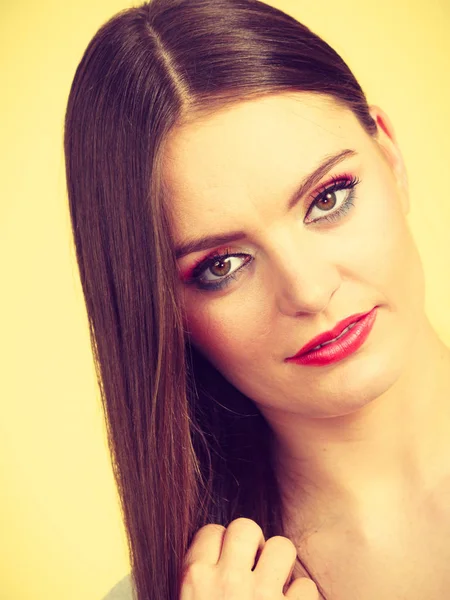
64, 1, 377, 598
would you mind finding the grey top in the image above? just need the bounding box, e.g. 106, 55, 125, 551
102, 574, 136, 600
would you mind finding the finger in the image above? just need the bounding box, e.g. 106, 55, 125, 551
285, 576, 321, 599
253, 535, 297, 591
184, 523, 226, 566
282, 561, 296, 596
219, 517, 265, 571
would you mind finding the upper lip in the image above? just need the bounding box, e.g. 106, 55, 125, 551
287, 308, 374, 359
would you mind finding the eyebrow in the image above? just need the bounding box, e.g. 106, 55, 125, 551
174, 148, 357, 259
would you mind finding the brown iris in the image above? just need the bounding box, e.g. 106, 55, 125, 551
210, 258, 232, 277
316, 191, 337, 211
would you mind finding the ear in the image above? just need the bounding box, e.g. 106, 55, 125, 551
368, 105, 410, 215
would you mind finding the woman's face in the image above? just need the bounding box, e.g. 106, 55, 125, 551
163, 92, 425, 420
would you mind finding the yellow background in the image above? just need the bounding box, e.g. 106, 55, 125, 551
1, 0, 449, 598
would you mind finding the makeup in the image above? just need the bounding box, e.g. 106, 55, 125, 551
178, 173, 361, 291
285, 306, 378, 366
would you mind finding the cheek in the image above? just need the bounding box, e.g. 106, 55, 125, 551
184, 304, 242, 360
187, 313, 229, 355
349, 170, 410, 280
359, 176, 424, 311
184, 295, 267, 367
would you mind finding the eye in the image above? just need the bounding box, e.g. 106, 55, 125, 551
183, 174, 361, 293
305, 175, 360, 224
187, 250, 253, 292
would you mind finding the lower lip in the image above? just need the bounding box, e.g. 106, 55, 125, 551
286, 306, 378, 367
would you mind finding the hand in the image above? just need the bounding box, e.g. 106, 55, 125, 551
180, 517, 320, 599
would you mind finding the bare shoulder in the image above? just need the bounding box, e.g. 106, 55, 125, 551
102, 573, 136, 600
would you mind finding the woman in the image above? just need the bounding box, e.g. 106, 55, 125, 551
64, 0, 450, 598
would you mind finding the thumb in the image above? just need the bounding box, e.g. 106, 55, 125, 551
285, 576, 321, 599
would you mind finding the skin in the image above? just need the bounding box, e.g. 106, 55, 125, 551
163, 92, 450, 598
180, 518, 320, 599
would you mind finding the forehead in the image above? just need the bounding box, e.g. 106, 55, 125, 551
162, 92, 366, 228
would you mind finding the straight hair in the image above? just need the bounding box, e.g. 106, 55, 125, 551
64, 1, 377, 598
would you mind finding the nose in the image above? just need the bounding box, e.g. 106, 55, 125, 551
267, 233, 341, 316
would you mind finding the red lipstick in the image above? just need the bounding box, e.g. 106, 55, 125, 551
285, 306, 378, 367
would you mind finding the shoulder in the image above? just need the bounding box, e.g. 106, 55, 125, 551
102, 573, 136, 600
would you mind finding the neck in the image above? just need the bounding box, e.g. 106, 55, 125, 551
265, 315, 450, 531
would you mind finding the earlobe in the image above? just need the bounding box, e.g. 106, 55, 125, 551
368, 104, 410, 215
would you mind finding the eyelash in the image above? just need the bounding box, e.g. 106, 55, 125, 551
186, 174, 361, 292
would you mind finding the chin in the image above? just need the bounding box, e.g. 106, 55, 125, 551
303, 333, 414, 419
